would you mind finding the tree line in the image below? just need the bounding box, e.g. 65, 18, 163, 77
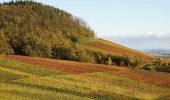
1, 0, 41, 5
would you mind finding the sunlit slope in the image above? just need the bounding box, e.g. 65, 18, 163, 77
83, 39, 154, 63
1, 55, 170, 100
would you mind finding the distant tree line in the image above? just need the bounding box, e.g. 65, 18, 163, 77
2, 0, 42, 5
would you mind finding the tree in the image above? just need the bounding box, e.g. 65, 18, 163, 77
22, 35, 52, 57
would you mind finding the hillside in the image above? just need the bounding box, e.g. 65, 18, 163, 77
0, 55, 170, 100
0, 0, 157, 67
0, 1, 170, 100
82, 39, 154, 63
0, 0, 170, 72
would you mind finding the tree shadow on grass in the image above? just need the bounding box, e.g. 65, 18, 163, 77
6, 81, 138, 100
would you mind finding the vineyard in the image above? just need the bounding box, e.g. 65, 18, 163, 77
83, 39, 154, 62
0, 55, 170, 100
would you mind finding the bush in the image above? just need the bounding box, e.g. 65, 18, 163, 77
16, 35, 52, 57
93, 51, 103, 64
52, 43, 76, 60
92, 51, 138, 66
168, 63, 170, 67
143, 63, 156, 71
52, 44, 96, 63
140, 58, 170, 73
128, 56, 138, 67
110, 56, 122, 66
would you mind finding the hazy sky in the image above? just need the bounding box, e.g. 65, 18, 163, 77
1, 0, 170, 49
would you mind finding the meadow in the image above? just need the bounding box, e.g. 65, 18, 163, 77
0, 55, 170, 100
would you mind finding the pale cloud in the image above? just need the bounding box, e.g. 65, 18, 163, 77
105, 32, 170, 39
101, 32, 170, 50
143, 32, 170, 38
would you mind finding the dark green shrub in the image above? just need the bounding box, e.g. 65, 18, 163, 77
168, 63, 170, 67
52, 43, 76, 60
110, 56, 122, 66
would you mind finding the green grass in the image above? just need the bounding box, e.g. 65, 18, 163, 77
0, 56, 170, 100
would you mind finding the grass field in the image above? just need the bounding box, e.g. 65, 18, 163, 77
0, 55, 170, 100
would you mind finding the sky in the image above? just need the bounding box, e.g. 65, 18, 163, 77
1, 0, 170, 50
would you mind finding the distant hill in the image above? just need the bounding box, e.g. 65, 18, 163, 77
0, 0, 161, 67
144, 49, 170, 58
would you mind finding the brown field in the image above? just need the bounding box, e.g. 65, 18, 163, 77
3, 55, 170, 88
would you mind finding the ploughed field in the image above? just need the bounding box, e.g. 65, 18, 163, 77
0, 55, 170, 100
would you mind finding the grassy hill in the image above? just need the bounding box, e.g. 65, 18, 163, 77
0, 55, 170, 100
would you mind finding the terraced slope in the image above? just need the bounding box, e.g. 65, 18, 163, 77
83, 39, 154, 63
0, 55, 170, 100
